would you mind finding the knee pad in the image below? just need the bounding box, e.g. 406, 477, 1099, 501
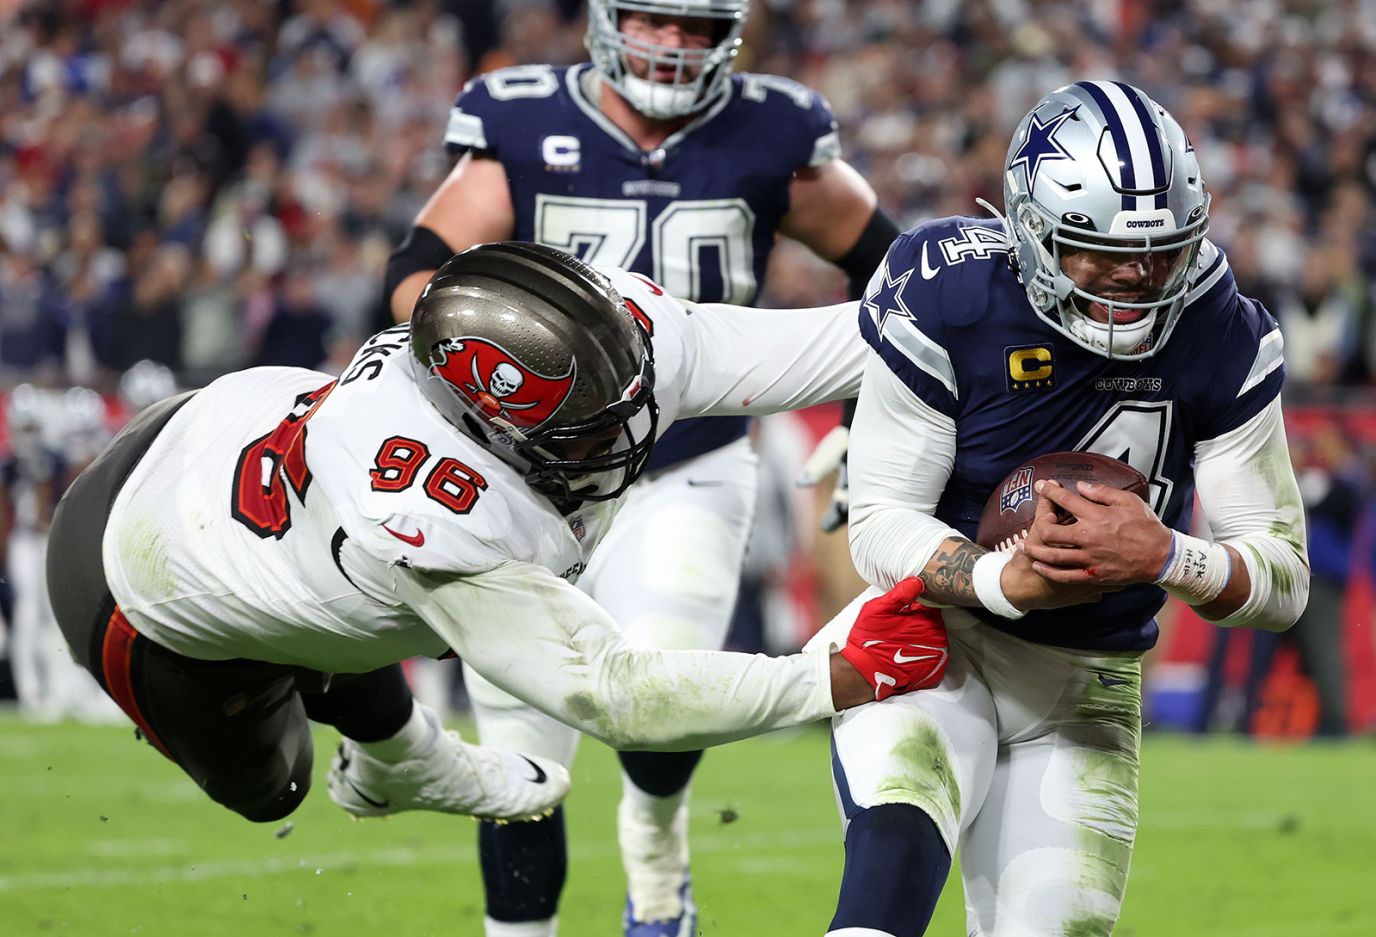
210, 750, 314, 823
831, 805, 951, 937
479, 808, 568, 922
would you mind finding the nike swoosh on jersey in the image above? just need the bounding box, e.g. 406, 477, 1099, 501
520, 755, 548, 784
1096, 673, 1133, 688
383, 525, 425, 547
920, 241, 940, 280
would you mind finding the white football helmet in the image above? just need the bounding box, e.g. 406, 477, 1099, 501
118, 359, 178, 413
586, 0, 748, 120
1001, 80, 1210, 359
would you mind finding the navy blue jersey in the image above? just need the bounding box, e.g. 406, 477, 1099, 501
860, 217, 1286, 651
444, 64, 841, 470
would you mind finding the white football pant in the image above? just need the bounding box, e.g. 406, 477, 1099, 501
814, 601, 1142, 937
9, 530, 120, 722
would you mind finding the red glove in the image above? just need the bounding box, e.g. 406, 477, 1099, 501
840, 578, 948, 701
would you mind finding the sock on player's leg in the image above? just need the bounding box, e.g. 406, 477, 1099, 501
828, 804, 951, 937
301, 664, 415, 743
479, 807, 568, 929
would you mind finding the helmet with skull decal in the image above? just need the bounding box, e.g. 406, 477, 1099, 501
409, 242, 659, 504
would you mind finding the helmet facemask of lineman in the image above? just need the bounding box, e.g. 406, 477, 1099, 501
409, 242, 659, 505
586, 0, 748, 120
1001, 81, 1210, 360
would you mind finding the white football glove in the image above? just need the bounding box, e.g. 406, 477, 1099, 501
796, 424, 850, 533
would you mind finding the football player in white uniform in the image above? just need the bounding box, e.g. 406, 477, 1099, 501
813, 83, 1310, 936
384, 2, 896, 933
46, 243, 948, 841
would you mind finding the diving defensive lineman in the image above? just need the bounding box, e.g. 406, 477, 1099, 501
45, 244, 947, 846
384, 1, 896, 934
816, 82, 1310, 936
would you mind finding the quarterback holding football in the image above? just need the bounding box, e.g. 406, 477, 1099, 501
813, 81, 1310, 936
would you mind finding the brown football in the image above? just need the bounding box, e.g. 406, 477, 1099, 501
974, 451, 1149, 550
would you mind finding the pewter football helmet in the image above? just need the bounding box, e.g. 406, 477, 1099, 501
410, 242, 658, 504
586, 0, 747, 120
1002, 81, 1210, 359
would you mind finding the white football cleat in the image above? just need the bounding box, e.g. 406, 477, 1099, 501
328, 712, 568, 822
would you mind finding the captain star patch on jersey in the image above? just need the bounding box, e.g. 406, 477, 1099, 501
1005, 344, 1055, 392
430, 337, 575, 430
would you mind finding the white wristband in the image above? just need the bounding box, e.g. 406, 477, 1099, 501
1154, 531, 1231, 606
972, 551, 1025, 620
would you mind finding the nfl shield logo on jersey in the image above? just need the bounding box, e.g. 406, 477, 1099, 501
999, 466, 1035, 514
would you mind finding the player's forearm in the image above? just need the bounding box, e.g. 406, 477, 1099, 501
1191, 399, 1310, 631
567, 640, 840, 750
398, 563, 840, 750
847, 503, 965, 595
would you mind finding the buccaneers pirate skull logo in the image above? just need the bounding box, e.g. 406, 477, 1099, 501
430, 337, 576, 430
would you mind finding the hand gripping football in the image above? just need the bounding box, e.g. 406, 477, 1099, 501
975, 452, 1148, 550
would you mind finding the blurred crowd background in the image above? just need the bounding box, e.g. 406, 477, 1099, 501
3, 0, 1376, 735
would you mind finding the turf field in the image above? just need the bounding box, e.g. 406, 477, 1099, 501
1, 713, 1372, 936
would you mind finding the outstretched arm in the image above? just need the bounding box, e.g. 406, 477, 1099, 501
393, 561, 879, 751
674, 299, 869, 417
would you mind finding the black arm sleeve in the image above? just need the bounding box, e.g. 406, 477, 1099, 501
384, 225, 457, 312
835, 206, 901, 301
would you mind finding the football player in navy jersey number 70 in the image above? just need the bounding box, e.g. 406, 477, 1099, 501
809, 82, 1310, 936
383, 2, 898, 935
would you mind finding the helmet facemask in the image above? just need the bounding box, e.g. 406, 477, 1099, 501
1013, 197, 1208, 358
518, 351, 659, 503
586, 0, 747, 120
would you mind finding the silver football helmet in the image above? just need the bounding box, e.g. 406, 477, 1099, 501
409, 242, 658, 505
586, 0, 747, 120
1002, 81, 1210, 359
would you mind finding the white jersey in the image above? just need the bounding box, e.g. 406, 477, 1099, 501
102, 269, 863, 749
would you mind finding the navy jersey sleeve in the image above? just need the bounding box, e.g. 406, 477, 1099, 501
1184, 266, 1286, 442
442, 65, 564, 157
857, 223, 967, 419
735, 73, 841, 169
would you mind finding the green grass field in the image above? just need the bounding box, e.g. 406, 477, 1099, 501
1, 713, 1372, 936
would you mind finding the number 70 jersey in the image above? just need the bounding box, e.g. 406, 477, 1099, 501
445, 63, 841, 306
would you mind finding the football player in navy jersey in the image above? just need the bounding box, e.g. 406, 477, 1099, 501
384, 2, 897, 935
811, 81, 1310, 936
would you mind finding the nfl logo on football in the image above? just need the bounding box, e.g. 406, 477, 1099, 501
999, 467, 1035, 513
